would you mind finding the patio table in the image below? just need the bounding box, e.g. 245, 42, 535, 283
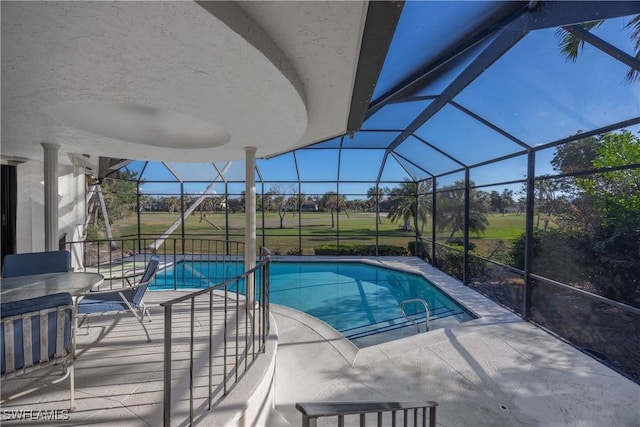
0, 272, 104, 304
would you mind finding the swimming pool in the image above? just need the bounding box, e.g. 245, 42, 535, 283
151, 260, 475, 346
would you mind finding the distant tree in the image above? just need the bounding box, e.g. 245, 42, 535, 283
513, 130, 640, 305
321, 191, 348, 229
238, 191, 246, 212
551, 134, 600, 174
501, 189, 514, 215
227, 197, 242, 213
515, 196, 526, 216
198, 195, 222, 230
575, 130, 640, 230
367, 186, 386, 224
96, 171, 138, 220
489, 190, 502, 213
489, 189, 514, 215
267, 184, 296, 229
349, 198, 367, 213
86, 170, 138, 241
261, 192, 272, 212
181, 195, 193, 212
387, 180, 429, 234
532, 178, 561, 230
576, 130, 640, 303
436, 180, 489, 242
286, 191, 305, 217
138, 194, 153, 212
549, 132, 624, 233
160, 196, 181, 213
256, 194, 264, 212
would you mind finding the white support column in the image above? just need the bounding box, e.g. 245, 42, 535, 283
41, 143, 60, 251
244, 147, 257, 306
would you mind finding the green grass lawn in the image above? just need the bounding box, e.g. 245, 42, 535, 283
108, 211, 547, 257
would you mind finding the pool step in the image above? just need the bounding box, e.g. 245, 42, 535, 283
342, 306, 464, 340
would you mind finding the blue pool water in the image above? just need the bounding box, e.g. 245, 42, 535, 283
151, 261, 475, 345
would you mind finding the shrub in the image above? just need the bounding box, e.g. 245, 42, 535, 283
509, 228, 639, 306
433, 242, 486, 282
408, 241, 431, 261
377, 245, 409, 256
313, 244, 408, 256
448, 238, 476, 251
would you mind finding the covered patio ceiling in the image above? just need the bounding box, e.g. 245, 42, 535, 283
1, 1, 397, 168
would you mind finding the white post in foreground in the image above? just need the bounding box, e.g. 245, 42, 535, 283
42, 143, 60, 251
244, 147, 257, 306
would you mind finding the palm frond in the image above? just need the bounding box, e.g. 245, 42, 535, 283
555, 28, 583, 61
624, 15, 640, 82
625, 14, 640, 51
555, 20, 604, 62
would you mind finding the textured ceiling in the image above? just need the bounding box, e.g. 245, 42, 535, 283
1, 1, 368, 166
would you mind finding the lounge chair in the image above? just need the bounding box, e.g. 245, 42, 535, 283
1, 292, 75, 410
2, 250, 71, 278
76, 256, 160, 342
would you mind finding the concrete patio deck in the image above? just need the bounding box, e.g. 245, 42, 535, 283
269, 258, 639, 426
1, 291, 276, 426
1, 258, 638, 426
271, 306, 640, 426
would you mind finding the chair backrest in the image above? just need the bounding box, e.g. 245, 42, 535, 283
138, 256, 160, 285
1, 292, 74, 375
2, 251, 71, 278
132, 256, 160, 305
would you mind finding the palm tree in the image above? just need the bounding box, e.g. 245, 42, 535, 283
367, 186, 385, 224
321, 191, 349, 229
436, 181, 489, 242
387, 180, 429, 235
501, 188, 514, 216
321, 192, 338, 229
556, 15, 640, 82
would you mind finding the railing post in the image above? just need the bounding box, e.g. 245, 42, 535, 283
429, 405, 436, 427
224, 286, 228, 395
235, 278, 239, 384
163, 305, 172, 427
302, 415, 317, 427
173, 241, 177, 291
208, 290, 213, 410
189, 298, 195, 425
136, 182, 142, 253
265, 255, 270, 335
252, 268, 256, 361
245, 277, 249, 372
262, 261, 266, 351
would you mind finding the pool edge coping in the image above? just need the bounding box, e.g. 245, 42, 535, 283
269, 256, 523, 367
